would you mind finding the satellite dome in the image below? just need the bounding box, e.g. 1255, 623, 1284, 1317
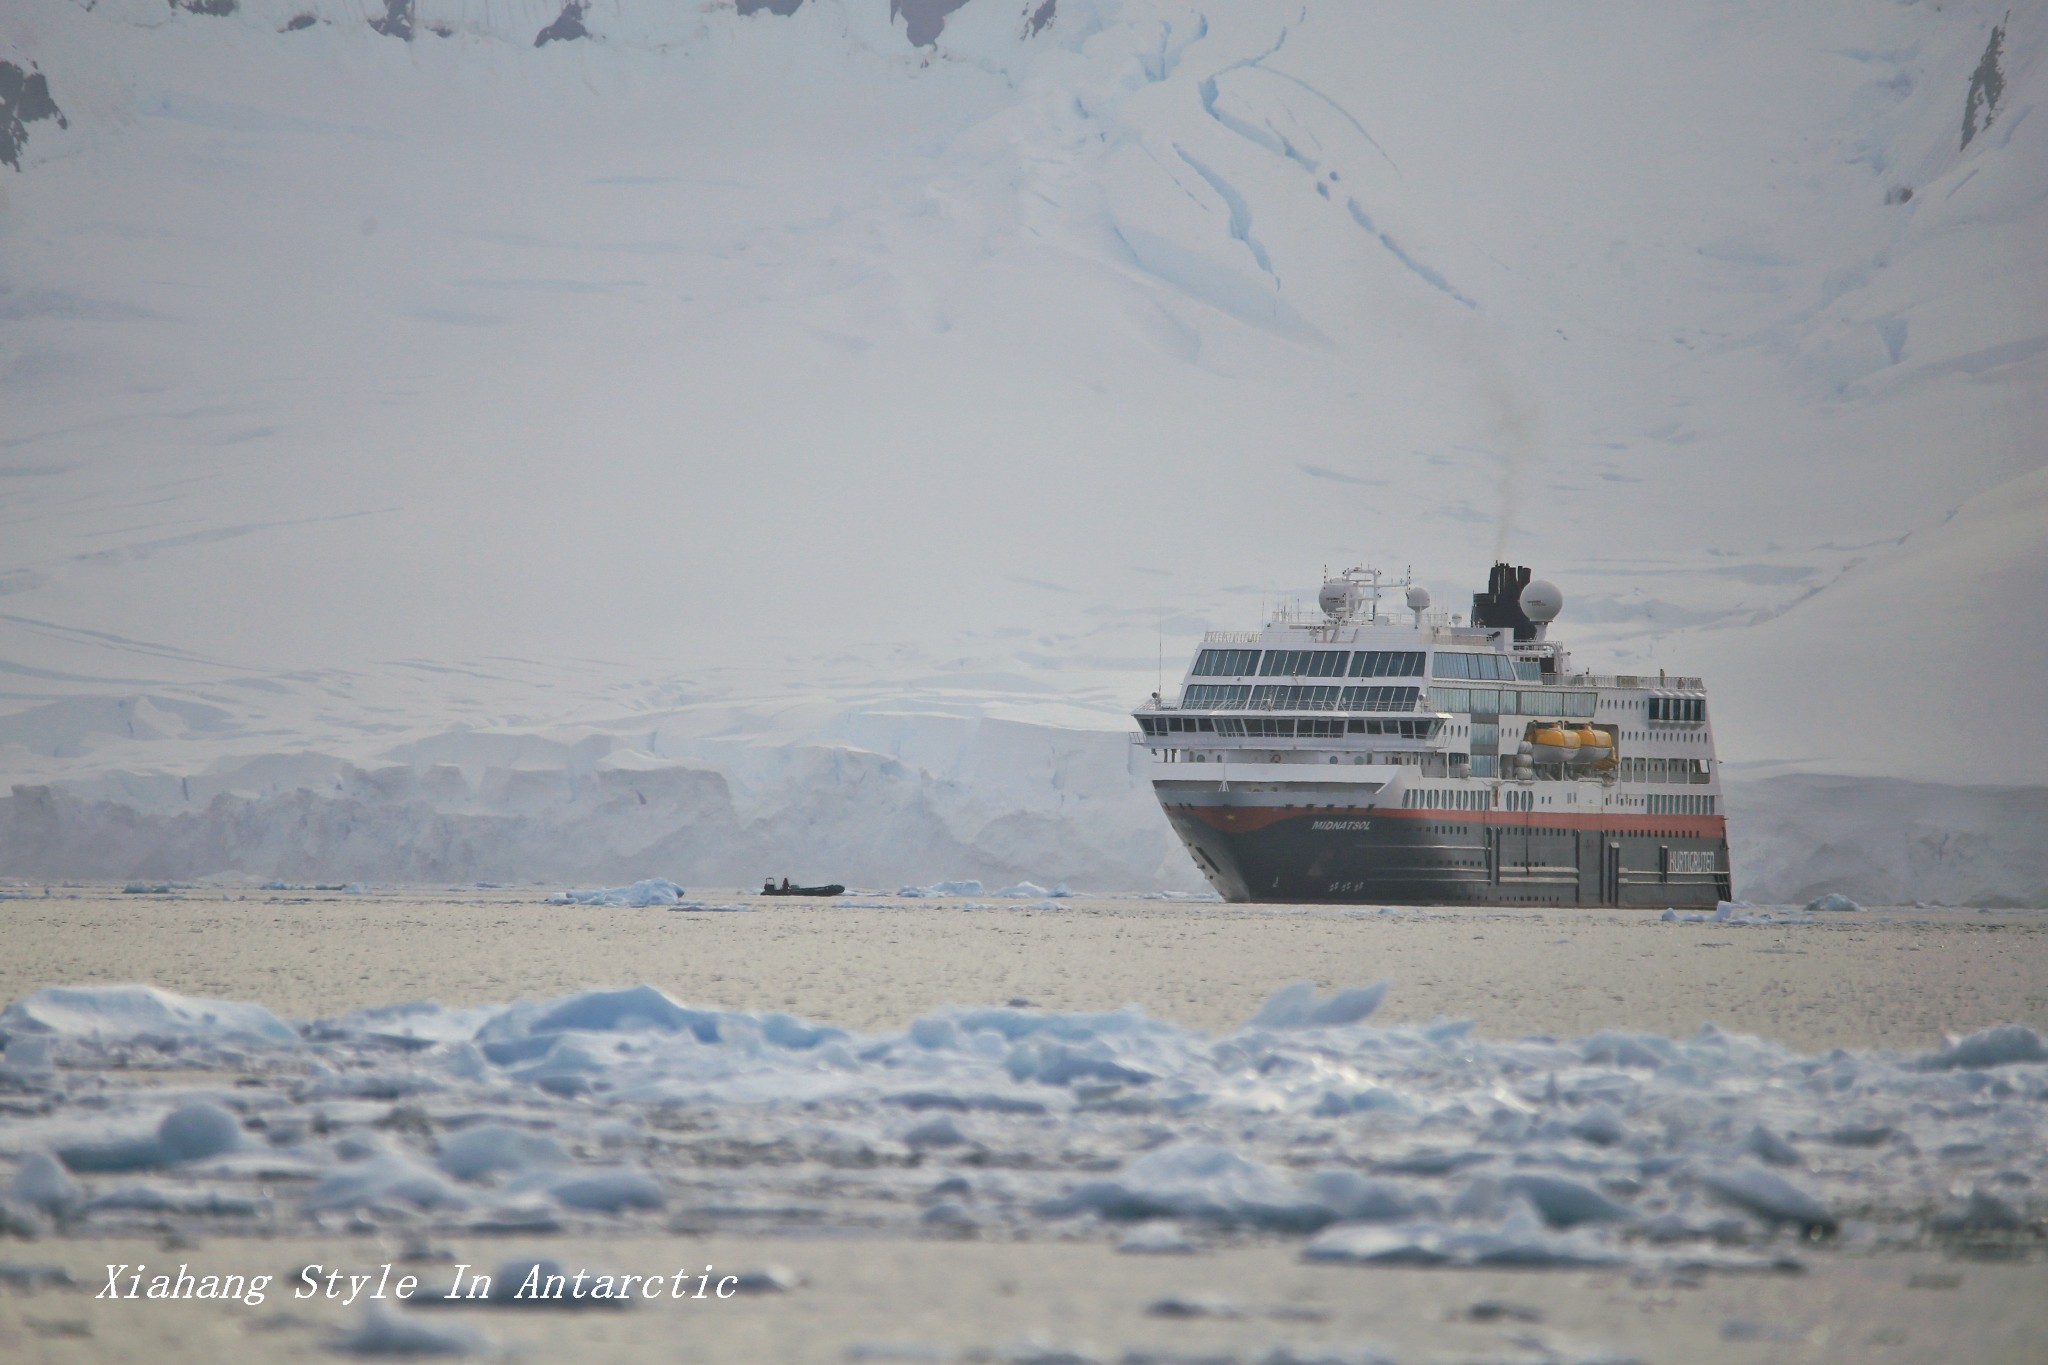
1404, 585, 1431, 612
1319, 578, 1363, 619
1522, 579, 1563, 623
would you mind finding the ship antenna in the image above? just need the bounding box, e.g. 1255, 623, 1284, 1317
1156, 605, 1164, 698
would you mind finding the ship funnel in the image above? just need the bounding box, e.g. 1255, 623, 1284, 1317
1472, 562, 1538, 641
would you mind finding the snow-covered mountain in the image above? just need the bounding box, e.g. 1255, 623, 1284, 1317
2, 0, 2043, 896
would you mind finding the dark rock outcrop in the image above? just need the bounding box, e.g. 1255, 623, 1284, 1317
0, 62, 65, 172
535, 2, 590, 48
1962, 20, 2006, 150
369, 0, 415, 42
892, 0, 972, 49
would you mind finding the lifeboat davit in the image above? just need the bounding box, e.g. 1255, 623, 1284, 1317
1528, 726, 1579, 765
1572, 726, 1613, 766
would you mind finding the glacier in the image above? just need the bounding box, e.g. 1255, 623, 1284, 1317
0, 0, 2043, 897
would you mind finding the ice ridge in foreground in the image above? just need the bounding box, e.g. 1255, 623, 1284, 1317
0, 983, 2041, 1270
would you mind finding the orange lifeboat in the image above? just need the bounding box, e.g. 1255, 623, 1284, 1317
1528, 725, 1579, 766
1572, 726, 1613, 766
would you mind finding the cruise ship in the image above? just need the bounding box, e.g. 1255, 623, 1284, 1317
1134, 563, 1730, 906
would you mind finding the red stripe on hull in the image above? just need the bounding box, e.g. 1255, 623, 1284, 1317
1173, 803, 1727, 840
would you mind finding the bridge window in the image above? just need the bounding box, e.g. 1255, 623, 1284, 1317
1347, 718, 1438, 738
1192, 649, 1261, 676
1250, 684, 1344, 710
1433, 652, 1520, 681
1182, 685, 1251, 709
1259, 649, 1349, 677
1339, 685, 1420, 712
1350, 650, 1425, 678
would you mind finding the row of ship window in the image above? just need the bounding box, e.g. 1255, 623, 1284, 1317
1192, 648, 1433, 678
1138, 716, 1441, 738
1620, 758, 1711, 783
1648, 696, 1707, 723
1405, 788, 1491, 811
1404, 790, 1718, 814
1181, 684, 1422, 712
1192, 648, 1540, 681
1171, 684, 1609, 719
1427, 686, 1599, 718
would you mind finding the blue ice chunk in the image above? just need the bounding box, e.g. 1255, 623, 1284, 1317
1917, 1025, 2046, 1070
1501, 1173, 1633, 1227
1695, 1162, 1835, 1233
1246, 981, 1389, 1029
1038, 1142, 1331, 1230
0, 985, 296, 1048
436, 1125, 569, 1182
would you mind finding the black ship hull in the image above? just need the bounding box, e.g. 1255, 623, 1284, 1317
1162, 804, 1731, 907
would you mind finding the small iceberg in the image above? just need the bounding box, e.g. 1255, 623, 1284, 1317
545, 879, 687, 907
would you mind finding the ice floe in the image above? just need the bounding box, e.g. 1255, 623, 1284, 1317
0, 985, 296, 1047
543, 879, 688, 906
1659, 902, 1814, 926
896, 880, 985, 898
0, 979, 2041, 1272
328, 1301, 491, 1356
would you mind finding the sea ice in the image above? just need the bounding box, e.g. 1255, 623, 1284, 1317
1692, 1163, 1836, 1235
57, 1101, 244, 1172
434, 1125, 569, 1182
1245, 981, 1389, 1029
1930, 1187, 2025, 1232
6, 1153, 82, 1219
1916, 1024, 2046, 1070
1301, 1208, 1625, 1268
544, 879, 687, 906
1117, 1221, 1198, 1254
1499, 1174, 1633, 1228
305, 1156, 470, 1213
0, 985, 297, 1047
1038, 1142, 1330, 1231
1568, 1105, 1626, 1146
898, 880, 986, 898
513, 1168, 665, 1213
1302, 1170, 1427, 1223
328, 1301, 489, 1356
1, 975, 2040, 1268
